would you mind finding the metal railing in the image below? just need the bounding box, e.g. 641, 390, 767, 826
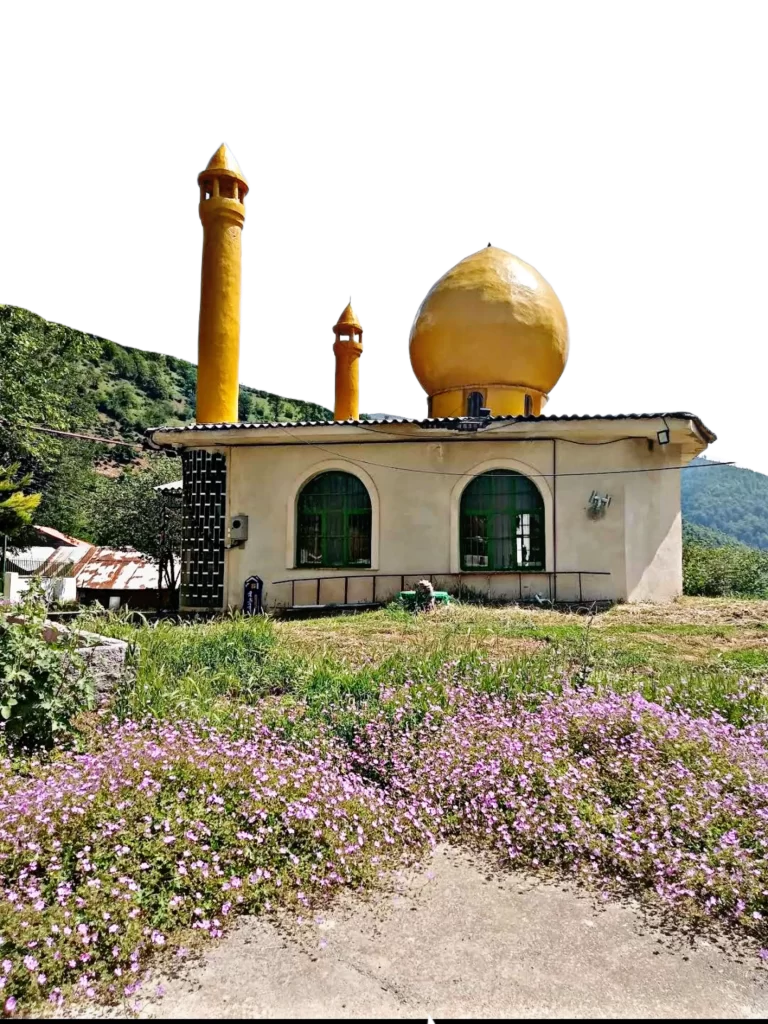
271, 570, 611, 608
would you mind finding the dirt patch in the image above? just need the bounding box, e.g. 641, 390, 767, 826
605, 598, 768, 628
277, 622, 547, 663
469, 635, 546, 659
606, 629, 768, 658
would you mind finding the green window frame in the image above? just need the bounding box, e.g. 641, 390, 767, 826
296, 471, 372, 568
460, 470, 545, 571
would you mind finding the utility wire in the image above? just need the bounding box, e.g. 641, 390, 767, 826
275, 424, 733, 480
6, 422, 146, 451
25, 418, 731, 481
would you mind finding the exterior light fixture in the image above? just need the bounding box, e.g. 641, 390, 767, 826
657, 417, 670, 445
587, 491, 612, 519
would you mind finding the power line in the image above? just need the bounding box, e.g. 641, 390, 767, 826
8, 423, 145, 450
275, 424, 733, 480
24, 417, 731, 482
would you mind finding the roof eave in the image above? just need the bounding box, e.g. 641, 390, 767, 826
147, 412, 716, 449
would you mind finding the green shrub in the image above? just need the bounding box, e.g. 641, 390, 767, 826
683, 542, 768, 597
0, 581, 94, 750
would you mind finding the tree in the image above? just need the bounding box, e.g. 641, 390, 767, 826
34, 442, 100, 541
271, 395, 282, 421
172, 358, 198, 406
0, 305, 100, 471
0, 464, 41, 542
238, 391, 253, 422
86, 457, 182, 587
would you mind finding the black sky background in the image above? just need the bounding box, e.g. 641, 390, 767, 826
4, 108, 765, 471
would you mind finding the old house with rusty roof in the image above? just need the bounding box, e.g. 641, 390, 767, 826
3, 526, 172, 609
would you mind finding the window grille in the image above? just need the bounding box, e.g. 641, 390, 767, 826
297, 471, 372, 568
460, 470, 544, 571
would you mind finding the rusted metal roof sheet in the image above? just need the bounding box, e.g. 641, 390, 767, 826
10, 534, 165, 591
74, 548, 161, 590
34, 525, 83, 546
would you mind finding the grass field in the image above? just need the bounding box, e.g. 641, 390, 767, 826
278, 597, 768, 665
80, 597, 768, 728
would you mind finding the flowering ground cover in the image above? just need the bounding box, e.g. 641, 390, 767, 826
2, 600, 768, 1012
349, 674, 768, 938
0, 715, 432, 1011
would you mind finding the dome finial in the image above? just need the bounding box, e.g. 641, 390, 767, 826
488, 242, 492, 247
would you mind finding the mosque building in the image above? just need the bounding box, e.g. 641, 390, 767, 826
148, 145, 715, 611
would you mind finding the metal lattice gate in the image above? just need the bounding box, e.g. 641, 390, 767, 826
181, 450, 227, 608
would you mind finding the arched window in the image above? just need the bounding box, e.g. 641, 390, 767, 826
296, 471, 372, 568
460, 470, 544, 571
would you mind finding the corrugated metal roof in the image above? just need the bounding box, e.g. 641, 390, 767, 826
7, 542, 94, 575
75, 548, 161, 591
47, 544, 93, 572
10, 537, 168, 591
153, 479, 182, 492
34, 525, 83, 546
147, 412, 716, 443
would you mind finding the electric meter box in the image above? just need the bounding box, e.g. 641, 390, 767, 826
229, 514, 249, 542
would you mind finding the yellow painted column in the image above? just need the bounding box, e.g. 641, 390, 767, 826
333, 339, 362, 420
332, 302, 363, 421
196, 145, 248, 424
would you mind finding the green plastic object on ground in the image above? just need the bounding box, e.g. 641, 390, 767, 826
398, 590, 451, 609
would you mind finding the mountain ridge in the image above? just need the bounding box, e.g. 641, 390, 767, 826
682, 456, 768, 550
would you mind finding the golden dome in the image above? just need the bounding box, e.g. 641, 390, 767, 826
409, 246, 568, 416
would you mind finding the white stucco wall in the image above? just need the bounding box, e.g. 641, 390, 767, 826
182, 422, 700, 610
3, 572, 77, 605
624, 453, 683, 602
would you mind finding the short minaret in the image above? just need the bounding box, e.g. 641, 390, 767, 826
333, 302, 363, 420
196, 144, 248, 424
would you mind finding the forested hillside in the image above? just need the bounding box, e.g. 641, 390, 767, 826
681, 520, 746, 549
0, 304, 331, 542
1, 303, 331, 463
1, 304, 331, 456
95, 339, 332, 444
682, 457, 768, 550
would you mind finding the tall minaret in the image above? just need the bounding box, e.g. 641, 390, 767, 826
333, 302, 363, 420
196, 144, 248, 424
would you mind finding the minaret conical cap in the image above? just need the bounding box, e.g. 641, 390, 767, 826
334, 301, 362, 331
199, 143, 248, 191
